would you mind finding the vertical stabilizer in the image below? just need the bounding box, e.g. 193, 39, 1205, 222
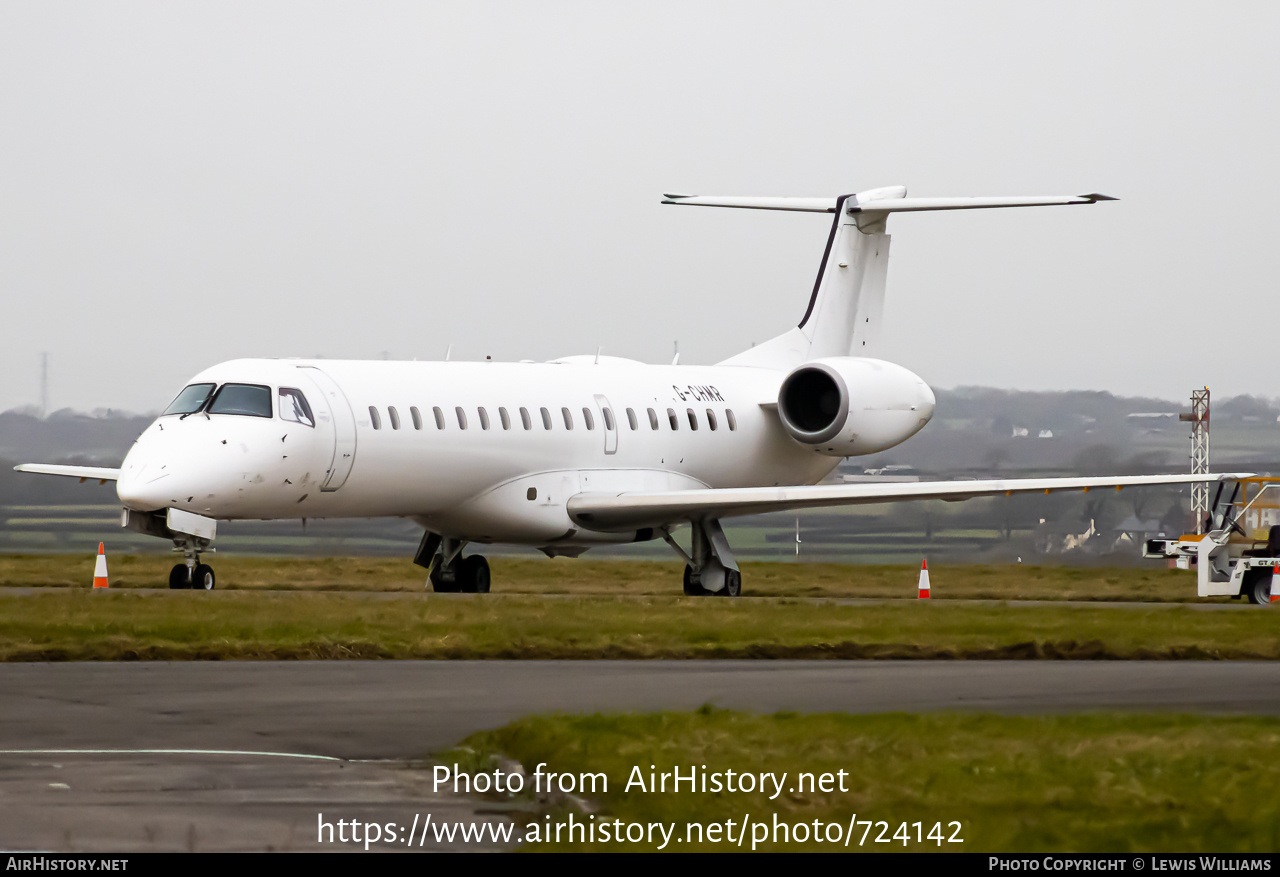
798, 187, 900, 360
662, 188, 1113, 371
715, 186, 903, 369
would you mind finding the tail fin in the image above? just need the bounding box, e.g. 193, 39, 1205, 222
663, 188, 1115, 370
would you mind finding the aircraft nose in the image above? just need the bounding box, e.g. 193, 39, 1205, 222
917, 382, 937, 423
116, 462, 175, 512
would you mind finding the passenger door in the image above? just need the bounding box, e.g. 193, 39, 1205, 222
299, 366, 358, 491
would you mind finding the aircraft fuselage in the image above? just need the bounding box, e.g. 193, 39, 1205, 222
116, 355, 935, 547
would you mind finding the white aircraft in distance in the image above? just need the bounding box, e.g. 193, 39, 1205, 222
16, 186, 1240, 594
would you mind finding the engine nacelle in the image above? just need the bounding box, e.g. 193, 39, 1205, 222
776, 357, 935, 456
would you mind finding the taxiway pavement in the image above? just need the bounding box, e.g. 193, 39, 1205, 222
4, 661, 1278, 852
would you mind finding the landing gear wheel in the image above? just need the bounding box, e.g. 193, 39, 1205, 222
430, 560, 459, 593
192, 563, 216, 591
1244, 568, 1273, 606
461, 555, 491, 593
718, 569, 742, 598
683, 565, 707, 596
168, 564, 191, 590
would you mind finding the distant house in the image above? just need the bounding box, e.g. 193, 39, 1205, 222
1012, 427, 1029, 438
851, 464, 920, 482
1037, 429, 1053, 439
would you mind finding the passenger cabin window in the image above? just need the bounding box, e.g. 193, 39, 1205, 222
279, 388, 315, 428
520, 407, 532, 430
388, 406, 401, 430
687, 409, 698, 430
369, 406, 382, 430
706, 409, 718, 431
433, 407, 446, 429
499, 407, 511, 430
541, 407, 552, 430
456, 406, 468, 429
603, 408, 616, 431
582, 408, 595, 430
626, 408, 638, 430
209, 384, 272, 418
410, 406, 423, 430
667, 408, 679, 430
562, 407, 573, 429
164, 383, 215, 416
648, 408, 659, 430
478, 407, 490, 430
726, 409, 737, 431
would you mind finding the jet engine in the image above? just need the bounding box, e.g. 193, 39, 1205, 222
775, 357, 935, 456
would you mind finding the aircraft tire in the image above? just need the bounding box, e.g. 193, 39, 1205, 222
168, 564, 191, 590
682, 565, 708, 596
461, 555, 491, 593
193, 564, 216, 591
429, 563, 458, 593
718, 569, 742, 598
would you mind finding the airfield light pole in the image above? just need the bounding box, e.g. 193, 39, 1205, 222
1180, 388, 1210, 534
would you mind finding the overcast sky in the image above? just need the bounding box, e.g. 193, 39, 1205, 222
1, 2, 1276, 413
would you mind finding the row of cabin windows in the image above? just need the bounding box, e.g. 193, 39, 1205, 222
368, 404, 738, 433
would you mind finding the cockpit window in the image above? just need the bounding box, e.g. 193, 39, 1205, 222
163, 383, 215, 416
208, 383, 272, 418
278, 388, 315, 428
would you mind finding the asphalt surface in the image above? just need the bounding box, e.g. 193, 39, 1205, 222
4, 660, 1279, 852
6, 660, 1280, 758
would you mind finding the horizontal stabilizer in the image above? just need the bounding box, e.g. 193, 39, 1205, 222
14, 463, 121, 483
568, 472, 1247, 533
662, 195, 837, 213
662, 192, 1115, 214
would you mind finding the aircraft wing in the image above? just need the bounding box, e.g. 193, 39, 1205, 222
13, 464, 121, 484
567, 473, 1248, 533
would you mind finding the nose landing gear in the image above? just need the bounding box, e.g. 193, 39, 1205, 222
168, 535, 215, 590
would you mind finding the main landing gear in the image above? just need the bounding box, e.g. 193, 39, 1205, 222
415, 532, 491, 593
666, 518, 742, 597
168, 535, 215, 590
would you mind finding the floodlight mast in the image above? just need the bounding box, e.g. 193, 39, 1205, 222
1181, 388, 1210, 534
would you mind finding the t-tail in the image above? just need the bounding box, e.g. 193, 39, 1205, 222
662, 187, 1116, 370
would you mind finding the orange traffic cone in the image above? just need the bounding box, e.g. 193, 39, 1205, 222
92, 543, 109, 589
917, 559, 931, 599
1271, 566, 1279, 603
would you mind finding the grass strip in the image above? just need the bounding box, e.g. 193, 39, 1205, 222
0, 590, 1275, 661
0, 554, 1250, 603
446, 710, 1280, 852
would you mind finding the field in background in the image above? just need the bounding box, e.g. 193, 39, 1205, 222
4, 385, 1279, 564
0, 500, 1228, 567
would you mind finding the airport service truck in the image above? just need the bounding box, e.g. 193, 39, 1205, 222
1143, 477, 1279, 605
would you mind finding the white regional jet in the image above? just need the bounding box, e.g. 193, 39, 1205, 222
16, 187, 1234, 594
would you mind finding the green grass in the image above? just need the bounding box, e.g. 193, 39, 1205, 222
0, 553, 1239, 602
447, 710, 1280, 851
0, 589, 1275, 661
